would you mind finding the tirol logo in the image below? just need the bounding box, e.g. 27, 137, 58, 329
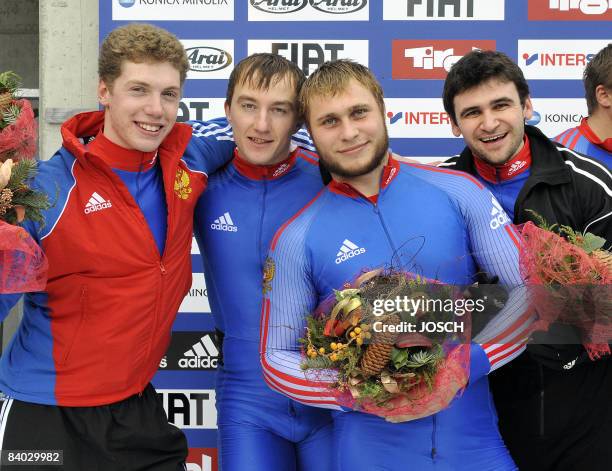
528, 0, 612, 20
310, 0, 368, 14
186, 448, 218, 471
392, 40, 496, 79
186, 47, 232, 73
250, 0, 309, 13
118, 0, 135, 7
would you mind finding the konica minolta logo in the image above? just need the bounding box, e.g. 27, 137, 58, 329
335, 239, 366, 264
186, 46, 232, 73
250, 0, 308, 13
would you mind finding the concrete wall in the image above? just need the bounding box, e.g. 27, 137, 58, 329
39, 0, 99, 160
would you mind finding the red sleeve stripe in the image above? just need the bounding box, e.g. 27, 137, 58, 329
504, 224, 521, 249
297, 149, 319, 166
489, 343, 526, 369
401, 161, 485, 189
569, 128, 583, 150
263, 370, 337, 398
481, 310, 535, 346
270, 189, 325, 250
263, 373, 341, 406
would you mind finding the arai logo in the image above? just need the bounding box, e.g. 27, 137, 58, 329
310, 0, 368, 14
250, 0, 309, 13
186, 47, 233, 73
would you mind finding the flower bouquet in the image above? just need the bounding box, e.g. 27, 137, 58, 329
519, 211, 611, 360
301, 269, 473, 422
0, 71, 49, 294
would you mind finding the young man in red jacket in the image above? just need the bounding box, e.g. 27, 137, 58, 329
0, 24, 233, 471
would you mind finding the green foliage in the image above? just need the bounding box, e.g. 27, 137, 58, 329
1, 160, 51, 226
0, 71, 20, 95
0, 103, 21, 130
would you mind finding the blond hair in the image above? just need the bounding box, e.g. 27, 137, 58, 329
299, 60, 385, 123
98, 23, 189, 88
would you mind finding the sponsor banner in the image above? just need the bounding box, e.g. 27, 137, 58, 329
392, 40, 496, 79
527, 98, 588, 138
385, 99, 457, 138
248, 0, 369, 21
159, 332, 220, 371
186, 448, 218, 471
157, 389, 217, 429
384, 0, 505, 20
528, 0, 612, 21
248, 40, 369, 76
113, 0, 234, 21
178, 99, 226, 123
518, 39, 609, 79
178, 273, 211, 313
182, 40, 234, 80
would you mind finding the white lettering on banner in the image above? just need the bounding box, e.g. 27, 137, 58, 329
178, 273, 211, 313
549, 0, 611, 14
526, 99, 588, 137
177, 99, 225, 123
157, 390, 217, 429
248, 0, 369, 20
181, 40, 234, 80
113, 0, 234, 21
383, 0, 505, 20
385, 99, 457, 138
248, 40, 368, 75
518, 40, 610, 79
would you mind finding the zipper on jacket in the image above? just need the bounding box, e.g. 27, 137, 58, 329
159, 262, 167, 275
372, 204, 400, 266
258, 179, 268, 268
431, 414, 437, 461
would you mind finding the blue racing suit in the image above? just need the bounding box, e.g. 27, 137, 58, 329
261, 156, 535, 471
193, 143, 332, 471
555, 118, 611, 168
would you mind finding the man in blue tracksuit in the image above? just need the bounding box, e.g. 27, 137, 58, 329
440, 50, 612, 471
554, 43, 611, 168
192, 54, 332, 471
261, 60, 535, 470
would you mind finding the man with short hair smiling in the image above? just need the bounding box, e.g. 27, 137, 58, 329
555, 43, 611, 168
0, 24, 234, 470
193, 53, 332, 471
441, 49, 612, 471
260, 59, 535, 470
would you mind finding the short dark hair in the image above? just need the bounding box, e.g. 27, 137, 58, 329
226, 53, 305, 108
443, 50, 530, 124
583, 43, 612, 115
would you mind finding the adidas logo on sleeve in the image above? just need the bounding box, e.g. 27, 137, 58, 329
84, 192, 113, 214
489, 197, 510, 230
335, 239, 366, 265
210, 212, 238, 232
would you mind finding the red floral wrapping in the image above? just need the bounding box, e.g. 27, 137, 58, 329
0, 99, 38, 161
519, 221, 611, 360
0, 221, 47, 293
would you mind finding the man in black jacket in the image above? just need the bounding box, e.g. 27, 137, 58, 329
440, 50, 612, 471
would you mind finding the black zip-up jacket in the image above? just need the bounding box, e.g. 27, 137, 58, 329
443, 124, 612, 471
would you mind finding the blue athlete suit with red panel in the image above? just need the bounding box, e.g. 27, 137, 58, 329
262, 156, 534, 471
193, 144, 333, 471
555, 118, 611, 168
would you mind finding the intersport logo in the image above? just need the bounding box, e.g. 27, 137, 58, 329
249, 0, 368, 20
518, 40, 608, 79
392, 40, 496, 79
528, 0, 612, 20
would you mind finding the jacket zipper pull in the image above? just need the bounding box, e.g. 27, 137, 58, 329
159, 262, 167, 275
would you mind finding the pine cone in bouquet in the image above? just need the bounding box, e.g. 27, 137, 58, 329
360, 314, 400, 377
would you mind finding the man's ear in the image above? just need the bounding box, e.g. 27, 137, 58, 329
451, 120, 462, 137
224, 101, 231, 123
595, 84, 612, 109
523, 96, 534, 120
98, 80, 111, 106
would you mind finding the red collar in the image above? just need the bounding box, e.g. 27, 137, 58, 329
328, 153, 399, 199
473, 135, 532, 183
87, 131, 157, 172
233, 148, 297, 180
579, 118, 612, 153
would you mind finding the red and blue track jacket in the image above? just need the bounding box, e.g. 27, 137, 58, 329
0, 111, 234, 406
